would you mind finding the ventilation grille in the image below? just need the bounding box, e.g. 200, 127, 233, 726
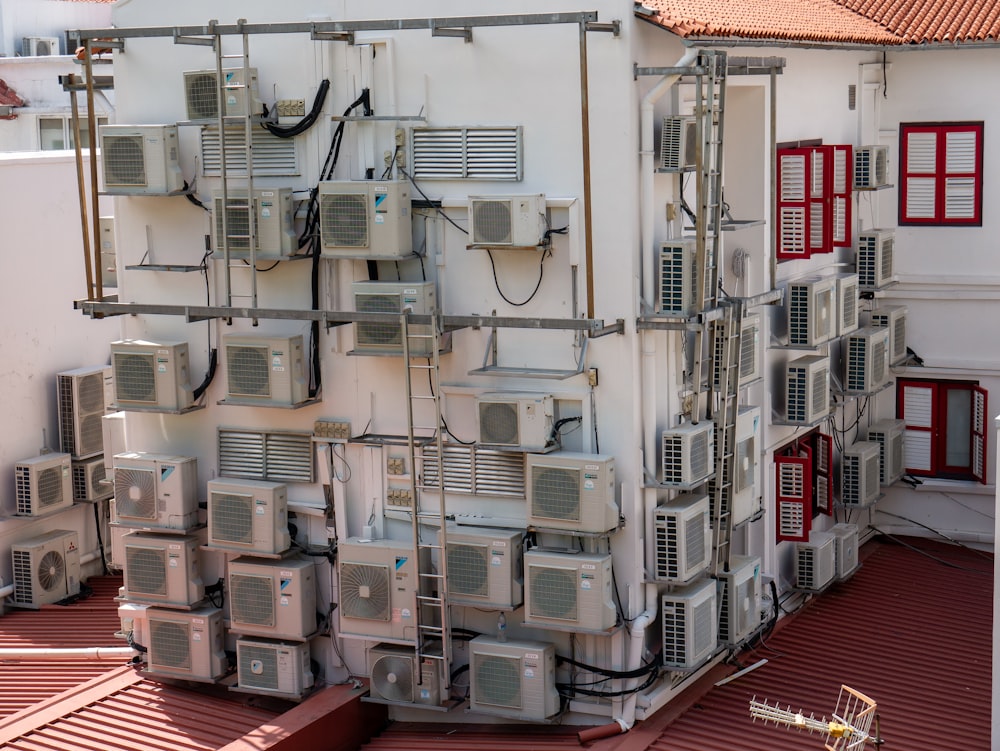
231, 573, 275, 626
57, 371, 105, 457
411, 126, 521, 180
421, 445, 524, 498
15, 465, 66, 513
527, 566, 577, 622
447, 543, 489, 597
471, 200, 513, 244
658, 242, 698, 316
218, 428, 313, 483
659, 116, 697, 170
210, 492, 254, 544
530, 467, 580, 523
73, 459, 108, 502
320, 191, 368, 248
227, 344, 271, 396
238, 642, 279, 690
113, 352, 156, 403
148, 618, 191, 670
472, 653, 521, 709
341, 562, 391, 621
125, 545, 167, 596
201, 126, 298, 176
355, 292, 402, 346
104, 135, 147, 186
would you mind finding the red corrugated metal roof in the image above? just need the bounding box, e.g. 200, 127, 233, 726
361, 722, 599, 751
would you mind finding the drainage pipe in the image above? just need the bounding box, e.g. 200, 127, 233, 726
0, 647, 135, 661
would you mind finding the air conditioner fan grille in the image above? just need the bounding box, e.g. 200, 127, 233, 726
125, 546, 167, 596
114, 352, 156, 403
231, 573, 276, 626
530, 467, 581, 522
227, 345, 271, 396
320, 192, 368, 247
529, 566, 577, 621
447, 544, 489, 597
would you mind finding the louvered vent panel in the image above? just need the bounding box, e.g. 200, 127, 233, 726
218, 428, 312, 483
411, 126, 521, 181
201, 126, 298, 176
421, 445, 524, 498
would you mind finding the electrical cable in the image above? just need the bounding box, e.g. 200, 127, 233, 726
262, 79, 330, 138
485, 246, 548, 307
875, 510, 994, 558
398, 165, 468, 235
870, 526, 991, 574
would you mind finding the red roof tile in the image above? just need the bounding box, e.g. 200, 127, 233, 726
832, 0, 1000, 41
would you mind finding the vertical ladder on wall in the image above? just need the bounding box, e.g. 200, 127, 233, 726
401, 312, 451, 690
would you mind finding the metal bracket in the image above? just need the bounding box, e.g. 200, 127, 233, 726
586, 20, 620, 36
431, 26, 472, 42
311, 25, 355, 44
173, 28, 215, 47
468, 327, 589, 380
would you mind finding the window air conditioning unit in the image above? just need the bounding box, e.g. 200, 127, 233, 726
661, 578, 717, 669
122, 532, 204, 608
236, 638, 314, 699
110, 340, 194, 412
57, 365, 109, 459
11, 529, 80, 609
469, 636, 558, 721
841, 441, 881, 508
183, 68, 262, 120
653, 492, 711, 583
337, 538, 426, 641
717, 555, 762, 646
854, 145, 889, 189
228, 556, 317, 640
476, 392, 554, 452
319, 180, 412, 258
835, 273, 860, 337
711, 313, 761, 389
526, 452, 618, 533
213, 188, 297, 258
14, 453, 73, 517
351, 280, 436, 356
113, 452, 198, 531
830, 523, 859, 580
864, 419, 906, 485
100, 125, 184, 195
441, 526, 523, 610
661, 421, 714, 486
659, 115, 697, 171
22, 36, 60, 56
72, 456, 112, 503
787, 276, 836, 347
207, 478, 290, 555
845, 327, 890, 394
785, 355, 830, 424
856, 230, 894, 291
145, 606, 227, 682
523, 550, 615, 633
656, 239, 701, 317
468, 194, 547, 247
367, 643, 445, 706
795, 531, 836, 591
869, 304, 907, 365
223, 333, 308, 407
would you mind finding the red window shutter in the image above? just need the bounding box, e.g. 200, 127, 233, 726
973, 385, 988, 484
812, 432, 834, 514
777, 149, 810, 260
898, 380, 938, 476
830, 145, 852, 247
900, 124, 982, 225
775, 454, 812, 542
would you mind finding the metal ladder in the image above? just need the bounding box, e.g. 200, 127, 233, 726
400, 312, 451, 690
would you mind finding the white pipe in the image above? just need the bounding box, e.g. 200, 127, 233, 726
0, 647, 135, 660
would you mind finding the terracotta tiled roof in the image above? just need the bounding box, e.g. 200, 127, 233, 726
832, 0, 1000, 42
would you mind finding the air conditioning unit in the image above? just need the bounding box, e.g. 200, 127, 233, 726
717, 555, 762, 646
841, 441, 881, 507
864, 419, 906, 485
367, 643, 445, 706
711, 313, 761, 389
319, 181, 412, 258
468, 194, 547, 247
787, 276, 836, 347
228, 556, 317, 640
222, 333, 308, 406
351, 280, 436, 356
207, 478, 290, 555
661, 421, 714, 486
830, 523, 859, 580
100, 125, 184, 195
468, 636, 558, 721
144, 606, 227, 682
183, 67, 262, 120
441, 526, 523, 609
57, 365, 109, 459
523, 550, 615, 633
526, 452, 618, 533
653, 493, 711, 583
656, 239, 701, 317
476, 392, 554, 452
661, 578, 717, 669
121, 532, 204, 608
113, 452, 198, 531
835, 274, 860, 337
14, 453, 73, 517
22, 36, 60, 56
72, 456, 112, 503
856, 230, 894, 291
845, 327, 890, 394
337, 538, 426, 641
785, 355, 830, 424
795, 531, 836, 591
237, 638, 314, 698
854, 145, 889, 189
213, 188, 296, 258
110, 340, 194, 412
11, 530, 80, 609
659, 115, 697, 170
102, 411, 127, 477
869, 305, 907, 365
732, 405, 762, 524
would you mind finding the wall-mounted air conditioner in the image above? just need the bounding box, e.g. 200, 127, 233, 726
367, 643, 444, 706
795, 531, 836, 591
110, 340, 194, 412
523, 550, 615, 633
207, 478, 290, 555
100, 125, 184, 195
22, 36, 60, 56
732, 405, 762, 524
653, 492, 711, 583
213, 188, 297, 258
841, 441, 881, 507
476, 392, 554, 452
145, 606, 227, 682
869, 304, 907, 365
351, 280, 436, 356
845, 327, 890, 394
856, 230, 894, 291
11, 529, 80, 609
236, 638, 314, 699
661, 578, 717, 669
337, 538, 425, 641
854, 145, 889, 189
661, 421, 714, 486
468, 636, 558, 721
183, 68, 261, 120
441, 526, 523, 609
222, 333, 308, 407
656, 239, 701, 317
864, 419, 905, 485
711, 312, 761, 389
113, 452, 198, 531
72, 456, 112, 503
717, 555, 762, 646
122, 532, 204, 608
319, 181, 412, 258
785, 355, 830, 424
14, 453, 72, 517
659, 115, 697, 171
525, 452, 618, 533
787, 276, 836, 347
830, 523, 859, 580
228, 556, 317, 640
57, 365, 109, 459
468, 194, 547, 247
835, 273, 860, 337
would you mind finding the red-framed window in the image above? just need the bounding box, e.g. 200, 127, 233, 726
777, 147, 833, 260
774, 430, 835, 542
899, 122, 983, 226
830, 144, 853, 248
897, 379, 987, 483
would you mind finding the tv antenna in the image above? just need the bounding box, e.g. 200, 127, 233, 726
749, 685, 883, 749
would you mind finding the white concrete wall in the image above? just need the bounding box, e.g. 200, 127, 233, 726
0, 0, 112, 58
